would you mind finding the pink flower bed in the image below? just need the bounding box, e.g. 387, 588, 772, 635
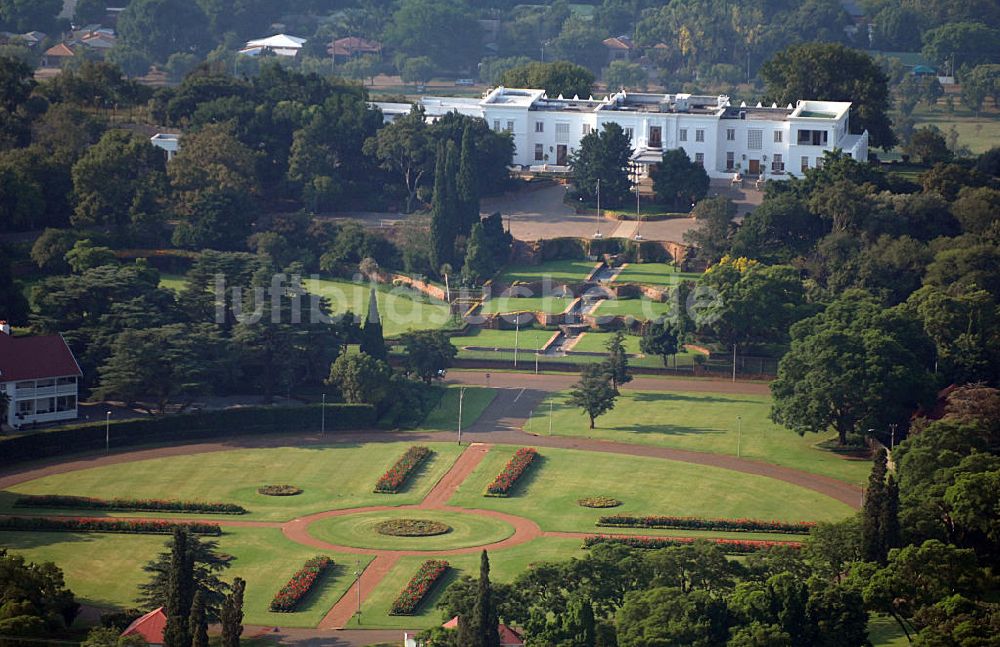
485, 447, 537, 497
269, 556, 333, 612
375, 446, 432, 493
388, 560, 449, 615
0, 516, 220, 535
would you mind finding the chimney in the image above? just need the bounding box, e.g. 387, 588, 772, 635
0, 320, 10, 335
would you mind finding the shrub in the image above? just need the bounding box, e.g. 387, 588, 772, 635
582, 535, 802, 553
374, 446, 432, 493
595, 515, 815, 535
0, 516, 221, 536
389, 560, 449, 615
257, 485, 302, 496
577, 496, 622, 508
14, 494, 247, 515
269, 556, 332, 612
485, 447, 537, 497
375, 519, 451, 537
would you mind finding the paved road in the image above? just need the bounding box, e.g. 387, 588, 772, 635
447, 369, 772, 396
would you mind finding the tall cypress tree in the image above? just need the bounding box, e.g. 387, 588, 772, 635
189, 590, 208, 647
163, 528, 194, 647
456, 124, 480, 236
429, 141, 454, 272
471, 550, 500, 647
861, 448, 888, 562
881, 473, 900, 557
220, 577, 245, 647
359, 287, 387, 361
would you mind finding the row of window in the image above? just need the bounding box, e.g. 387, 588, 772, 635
10, 376, 77, 390
725, 153, 786, 172
15, 395, 77, 417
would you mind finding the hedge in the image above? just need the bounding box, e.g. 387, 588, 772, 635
596, 515, 815, 535
0, 516, 222, 536
0, 403, 376, 465
14, 494, 247, 515
582, 535, 803, 554
374, 446, 432, 493
269, 556, 332, 612
389, 560, 449, 615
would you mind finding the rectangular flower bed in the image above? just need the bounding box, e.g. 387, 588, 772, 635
269, 556, 332, 612
388, 560, 449, 615
485, 447, 537, 497
375, 446, 433, 493
595, 515, 815, 535
582, 535, 803, 554
0, 516, 221, 536
14, 494, 247, 515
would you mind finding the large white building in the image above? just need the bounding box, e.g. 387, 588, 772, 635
0, 323, 81, 429
376, 87, 869, 180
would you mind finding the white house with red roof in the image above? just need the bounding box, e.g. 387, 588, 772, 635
404, 617, 524, 646
120, 607, 166, 645
0, 322, 82, 429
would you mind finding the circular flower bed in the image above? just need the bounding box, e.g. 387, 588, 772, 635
375, 519, 452, 537
257, 485, 303, 496
578, 496, 622, 508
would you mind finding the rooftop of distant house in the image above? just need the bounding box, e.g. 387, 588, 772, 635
0, 325, 82, 383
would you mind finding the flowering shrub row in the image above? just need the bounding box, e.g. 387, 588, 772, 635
596, 515, 815, 535
14, 494, 247, 515
582, 535, 803, 554
269, 556, 332, 612
375, 446, 432, 493
0, 516, 222, 536
388, 560, 449, 615
485, 447, 537, 497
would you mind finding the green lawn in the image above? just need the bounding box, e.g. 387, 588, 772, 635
0, 528, 372, 628
452, 327, 557, 351
159, 273, 186, 293
890, 103, 1000, 155
446, 446, 853, 532
343, 537, 587, 629
592, 297, 675, 320
529, 391, 871, 484
613, 263, 701, 287
3, 443, 466, 522
418, 386, 497, 432
304, 277, 452, 337
868, 614, 910, 647
497, 260, 598, 285
308, 509, 514, 551
479, 296, 575, 315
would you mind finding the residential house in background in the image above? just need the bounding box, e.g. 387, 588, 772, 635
602, 35, 635, 63
120, 608, 166, 646
241, 34, 306, 58
41, 42, 76, 67
328, 36, 381, 62
150, 133, 180, 161
0, 322, 82, 429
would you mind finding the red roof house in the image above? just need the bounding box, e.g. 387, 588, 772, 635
0, 325, 82, 429
441, 617, 524, 646
328, 36, 382, 59
121, 607, 167, 645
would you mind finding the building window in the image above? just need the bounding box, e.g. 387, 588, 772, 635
57, 376, 76, 386
801, 156, 809, 172
726, 128, 735, 141
506, 120, 514, 132
535, 121, 544, 133
555, 122, 569, 143
797, 129, 828, 146
694, 152, 704, 166
771, 153, 784, 172
774, 131, 783, 143
37, 378, 55, 388
748, 129, 763, 150
695, 129, 705, 142
15, 380, 33, 390
624, 127, 634, 140
56, 395, 76, 411
582, 124, 592, 135
36, 397, 55, 414
534, 143, 544, 161
17, 400, 34, 415
726, 152, 735, 170
493, 119, 500, 131
679, 128, 687, 142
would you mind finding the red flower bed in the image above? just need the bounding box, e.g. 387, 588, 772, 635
0, 516, 221, 536
485, 447, 537, 497
14, 494, 247, 515
375, 446, 432, 493
582, 535, 803, 554
388, 560, 449, 615
269, 556, 332, 612
596, 515, 815, 535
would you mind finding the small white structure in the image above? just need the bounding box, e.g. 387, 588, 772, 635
373, 87, 869, 180
240, 33, 306, 58
0, 323, 82, 429
150, 133, 180, 161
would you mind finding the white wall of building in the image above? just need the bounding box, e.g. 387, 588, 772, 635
2, 376, 79, 429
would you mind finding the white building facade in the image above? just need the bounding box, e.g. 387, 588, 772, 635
376, 88, 869, 180
0, 324, 82, 429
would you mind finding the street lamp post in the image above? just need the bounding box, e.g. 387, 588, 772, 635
457, 387, 465, 444
548, 399, 553, 436
513, 317, 519, 367
321, 393, 326, 435
594, 179, 602, 238
105, 411, 111, 456
354, 560, 362, 623
889, 423, 897, 451
736, 415, 742, 457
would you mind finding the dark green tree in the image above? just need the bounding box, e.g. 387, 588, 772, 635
162, 528, 194, 647
117, 0, 211, 64
139, 533, 232, 616
567, 363, 618, 429
0, 0, 61, 32
881, 474, 900, 559
0, 549, 79, 637
682, 197, 736, 264
429, 141, 457, 271
326, 352, 392, 406
400, 330, 457, 383
456, 124, 480, 236
499, 61, 595, 100
363, 108, 433, 213
640, 320, 680, 368
384, 0, 481, 71
463, 551, 500, 647
603, 330, 632, 390
359, 287, 388, 362
219, 577, 245, 647
0, 253, 29, 325
861, 448, 888, 563
760, 43, 896, 150
569, 122, 633, 207
651, 148, 709, 208
188, 590, 208, 647
462, 222, 496, 285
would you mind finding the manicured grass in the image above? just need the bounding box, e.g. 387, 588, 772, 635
304, 277, 453, 337
0, 528, 371, 628
497, 260, 598, 285
343, 537, 587, 629
447, 446, 853, 532
419, 386, 497, 432
308, 509, 513, 551
613, 263, 701, 287
529, 391, 871, 484
592, 297, 675, 320
568, 331, 645, 354
452, 327, 557, 351
890, 103, 1000, 155
868, 614, 910, 647
479, 296, 575, 315
3, 443, 465, 522
158, 273, 186, 293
